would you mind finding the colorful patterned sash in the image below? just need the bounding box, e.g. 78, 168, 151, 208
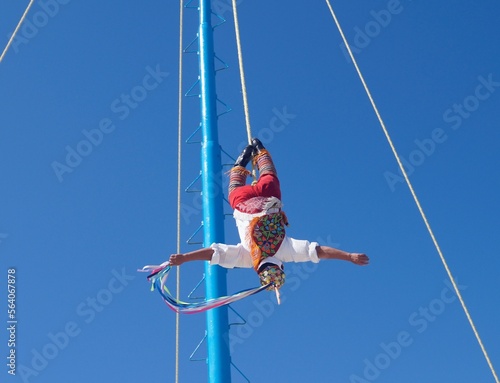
248, 211, 288, 272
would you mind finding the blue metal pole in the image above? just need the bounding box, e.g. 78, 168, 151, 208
198, 1, 232, 382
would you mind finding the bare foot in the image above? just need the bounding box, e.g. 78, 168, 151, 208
349, 253, 369, 266
169, 254, 185, 266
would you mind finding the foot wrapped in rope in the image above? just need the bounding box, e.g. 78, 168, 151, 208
252, 142, 277, 176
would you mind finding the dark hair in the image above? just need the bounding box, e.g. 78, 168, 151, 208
258, 262, 283, 273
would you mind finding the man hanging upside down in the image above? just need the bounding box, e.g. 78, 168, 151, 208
169, 138, 369, 291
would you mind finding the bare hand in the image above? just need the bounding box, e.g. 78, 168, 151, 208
349, 253, 369, 266
169, 253, 185, 266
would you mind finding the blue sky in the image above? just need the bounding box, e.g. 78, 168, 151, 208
1, 1, 499, 382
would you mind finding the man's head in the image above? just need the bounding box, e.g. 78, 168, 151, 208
258, 263, 285, 290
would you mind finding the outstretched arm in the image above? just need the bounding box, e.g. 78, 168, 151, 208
169, 248, 214, 266
316, 246, 369, 266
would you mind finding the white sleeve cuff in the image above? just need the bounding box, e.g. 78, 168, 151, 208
308, 241, 320, 263
210, 243, 222, 266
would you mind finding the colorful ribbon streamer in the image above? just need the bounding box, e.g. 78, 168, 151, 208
139, 263, 271, 314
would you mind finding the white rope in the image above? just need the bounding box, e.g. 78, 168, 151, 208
325, 2, 499, 382
231, 0, 253, 145
175, 1, 185, 382
231, 0, 257, 182
0, 0, 36, 63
